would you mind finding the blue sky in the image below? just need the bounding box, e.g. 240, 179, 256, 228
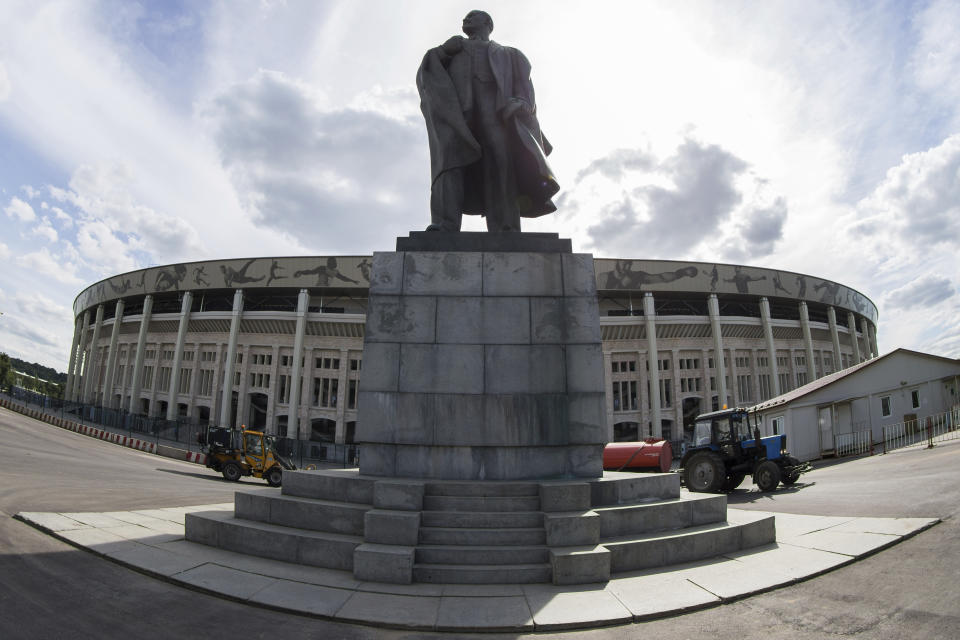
1, 0, 959, 370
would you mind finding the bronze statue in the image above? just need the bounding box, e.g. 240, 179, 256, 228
417, 10, 559, 232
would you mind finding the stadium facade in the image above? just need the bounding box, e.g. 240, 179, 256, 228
65, 255, 878, 454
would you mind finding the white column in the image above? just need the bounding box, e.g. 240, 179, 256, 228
799, 301, 818, 381
287, 289, 309, 438
827, 306, 842, 371
219, 289, 244, 428
335, 347, 349, 443
759, 298, 780, 395
69, 311, 90, 402
166, 292, 193, 420
847, 311, 862, 363
265, 344, 281, 434
708, 294, 728, 409
860, 317, 872, 359
82, 305, 105, 404
643, 293, 662, 438
64, 316, 83, 403
129, 295, 154, 414
869, 322, 879, 358
101, 300, 125, 408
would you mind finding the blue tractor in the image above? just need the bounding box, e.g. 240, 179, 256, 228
680, 408, 809, 493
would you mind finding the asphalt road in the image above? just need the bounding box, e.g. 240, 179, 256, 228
2, 406, 958, 639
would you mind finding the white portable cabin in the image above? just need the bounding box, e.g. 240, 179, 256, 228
750, 349, 960, 462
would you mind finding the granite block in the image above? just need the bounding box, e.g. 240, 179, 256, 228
364, 296, 436, 343
364, 509, 421, 545
565, 344, 605, 393
373, 480, 425, 511
357, 342, 400, 392
402, 252, 482, 296
485, 345, 565, 394
435, 296, 531, 344
398, 344, 484, 394
353, 544, 415, 584
369, 252, 404, 294
483, 253, 563, 296
561, 253, 598, 296
530, 297, 601, 344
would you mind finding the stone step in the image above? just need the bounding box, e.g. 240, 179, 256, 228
422, 495, 540, 512
234, 491, 370, 537
419, 526, 546, 546
185, 510, 362, 571
281, 469, 374, 504
415, 544, 549, 565
595, 493, 727, 537
424, 481, 540, 497
603, 511, 776, 573
590, 471, 681, 505
420, 510, 543, 529
413, 562, 552, 584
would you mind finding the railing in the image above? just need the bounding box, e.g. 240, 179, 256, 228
836, 429, 872, 457
881, 407, 960, 453
2, 387, 359, 469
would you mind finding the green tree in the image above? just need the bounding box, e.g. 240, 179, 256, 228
0, 353, 13, 392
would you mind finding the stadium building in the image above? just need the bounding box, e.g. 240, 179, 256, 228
65, 255, 878, 456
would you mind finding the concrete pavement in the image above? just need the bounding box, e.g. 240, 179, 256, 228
17, 503, 937, 632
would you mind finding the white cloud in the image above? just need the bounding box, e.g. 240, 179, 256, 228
884, 274, 956, 310
32, 216, 58, 243
47, 162, 202, 270
0, 60, 9, 101
852, 134, 960, 247
15, 247, 83, 285
12, 290, 73, 324
203, 69, 428, 252
0, 242, 9, 260
50, 205, 73, 227
574, 136, 787, 260
4, 196, 36, 222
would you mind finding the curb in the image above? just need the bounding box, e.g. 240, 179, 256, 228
0, 397, 205, 465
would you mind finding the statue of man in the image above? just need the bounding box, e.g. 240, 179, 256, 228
417, 10, 559, 232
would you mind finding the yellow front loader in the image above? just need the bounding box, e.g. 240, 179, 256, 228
198, 426, 296, 487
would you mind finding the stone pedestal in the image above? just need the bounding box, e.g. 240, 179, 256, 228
356, 232, 607, 480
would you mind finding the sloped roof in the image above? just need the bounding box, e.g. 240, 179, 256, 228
751, 348, 960, 412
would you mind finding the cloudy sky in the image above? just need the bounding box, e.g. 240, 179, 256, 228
1, 0, 959, 370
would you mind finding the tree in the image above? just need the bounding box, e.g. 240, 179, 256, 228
0, 353, 13, 392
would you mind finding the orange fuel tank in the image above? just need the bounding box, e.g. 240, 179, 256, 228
603, 439, 673, 473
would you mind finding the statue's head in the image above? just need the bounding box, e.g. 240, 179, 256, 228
462, 10, 493, 38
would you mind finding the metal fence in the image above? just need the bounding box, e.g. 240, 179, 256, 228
3, 387, 359, 469
881, 407, 960, 453
836, 429, 873, 457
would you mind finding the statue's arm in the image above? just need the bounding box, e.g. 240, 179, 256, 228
436, 35, 464, 64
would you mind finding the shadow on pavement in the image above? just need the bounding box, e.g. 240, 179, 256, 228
726, 482, 816, 504
154, 468, 232, 483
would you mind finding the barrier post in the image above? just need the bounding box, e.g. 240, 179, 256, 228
927, 417, 934, 449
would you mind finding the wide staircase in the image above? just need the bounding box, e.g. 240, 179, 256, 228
185, 468, 774, 585
414, 482, 549, 583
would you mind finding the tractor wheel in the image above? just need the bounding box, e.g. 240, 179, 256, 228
755, 460, 782, 492
683, 452, 725, 493
221, 462, 242, 482
721, 473, 746, 492
266, 466, 283, 487
781, 456, 801, 485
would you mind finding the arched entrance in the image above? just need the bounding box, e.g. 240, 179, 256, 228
247, 392, 268, 430
613, 421, 639, 442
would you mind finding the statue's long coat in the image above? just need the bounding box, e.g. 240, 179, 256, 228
417, 39, 559, 218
